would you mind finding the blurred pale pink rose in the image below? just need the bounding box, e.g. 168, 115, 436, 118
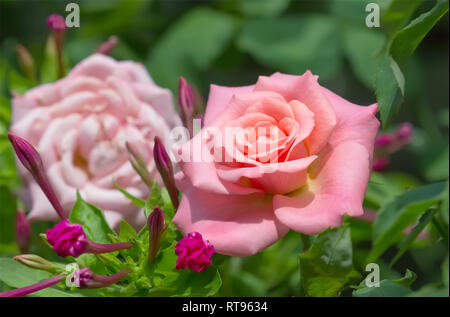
173, 71, 380, 256
11, 54, 180, 229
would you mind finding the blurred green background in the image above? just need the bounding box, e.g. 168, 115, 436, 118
0, 0, 448, 296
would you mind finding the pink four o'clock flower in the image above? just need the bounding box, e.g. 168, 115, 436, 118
46, 220, 134, 258
175, 232, 214, 273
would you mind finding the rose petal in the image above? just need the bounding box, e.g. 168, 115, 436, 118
173, 176, 289, 256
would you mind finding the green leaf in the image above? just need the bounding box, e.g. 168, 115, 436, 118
147, 8, 237, 92
69, 192, 115, 244
353, 269, 417, 297
147, 242, 222, 297
144, 181, 175, 220
236, 0, 291, 17
368, 182, 447, 262
443, 254, 449, 290
299, 225, 361, 297
8, 69, 34, 95
119, 220, 138, 241
390, 208, 438, 266
382, 0, 424, 37
0, 258, 84, 297
375, 52, 405, 127
238, 15, 341, 80
113, 182, 145, 208
390, 0, 449, 61
341, 26, 385, 89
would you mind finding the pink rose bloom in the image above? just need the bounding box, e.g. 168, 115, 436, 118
175, 232, 215, 272
173, 71, 379, 256
11, 54, 179, 229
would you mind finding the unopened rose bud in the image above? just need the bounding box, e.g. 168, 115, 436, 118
126, 142, 153, 189
178, 77, 195, 137
46, 220, 134, 258
153, 136, 179, 209
96, 36, 119, 55
175, 232, 214, 273
16, 45, 35, 82
8, 133, 67, 220
71, 267, 131, 289
46, 14, 66, 78
15, 210, 31, 253
148, 207, 165, 263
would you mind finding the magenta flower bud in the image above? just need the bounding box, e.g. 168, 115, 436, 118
0, 274, 65, 297
15, 210, 31, 253
46, 220, 88, 258
96, 36, 119, 55
16, 44, 35, 82
372, 157, 390, 172
71, 268, 131, 289
178, 77, 195, 136
46, 14, 66, 32
175, 232, 214, 273
148, 207, 165, 263
396, 122, 413, 143
46, 14, 66, 78
153, 136, 179, 209
8, 133, 67, 220
375, 134, 394, 148
46, 220, 134, 258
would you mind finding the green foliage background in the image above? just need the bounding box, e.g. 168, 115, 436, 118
0, 0, 448, 297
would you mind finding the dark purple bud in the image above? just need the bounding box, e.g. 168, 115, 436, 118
178, 77, 195, 137
96, 36, 119, 55
15, 210, 31, 253
148, 207, 165, 263
0, 274, 65, 297
46, 14, 66, 32
71, 268, 131, 289
46, 220, 134, 258
153, 136, 179, 209
8, 133, 67, 220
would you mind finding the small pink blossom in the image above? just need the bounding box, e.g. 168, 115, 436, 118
46, 14, 66, 32
46, 220, 88, 257
175, 232, 214, 273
